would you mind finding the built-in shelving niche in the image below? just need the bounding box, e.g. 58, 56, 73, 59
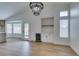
41, 17, 54, 42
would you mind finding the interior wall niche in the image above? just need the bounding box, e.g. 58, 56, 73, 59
41, 17, 54, 42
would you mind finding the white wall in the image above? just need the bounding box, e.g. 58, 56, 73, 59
6, 2, 70, 45
70, 2, 79, 55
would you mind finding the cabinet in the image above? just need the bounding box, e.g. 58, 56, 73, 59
41, 17, 54, 42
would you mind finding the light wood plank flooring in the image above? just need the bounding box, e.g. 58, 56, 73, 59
31, 42, 77, 56
0, 39, 77, 56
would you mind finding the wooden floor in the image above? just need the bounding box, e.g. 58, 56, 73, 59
31, 42, 77, 56
0, 39, 77, 56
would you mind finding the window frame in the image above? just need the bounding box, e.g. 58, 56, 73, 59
13, 23, 22, 34
60, 11, 68, 17
6, 23, 12, 34
59, 10, 69, 38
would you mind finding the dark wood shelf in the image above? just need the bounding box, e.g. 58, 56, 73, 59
42, 25, 54, 27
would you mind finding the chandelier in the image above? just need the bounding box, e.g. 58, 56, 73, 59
29, 2, 44, 16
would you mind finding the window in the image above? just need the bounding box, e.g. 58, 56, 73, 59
24, 24, 29, 38
6, 21, 29, 39
60, 11, 69, 38
13, 23, 21, 34
60, 20, 68, 37
6, 24, 12, 33
60, 11, 68, 17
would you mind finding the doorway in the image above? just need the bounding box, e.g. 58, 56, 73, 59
24, 23, 29, 40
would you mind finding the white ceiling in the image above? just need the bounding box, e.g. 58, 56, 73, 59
0, 2, 27, 20
0, 2, 69, 20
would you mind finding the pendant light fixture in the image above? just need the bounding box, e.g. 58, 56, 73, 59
29, 2, 44, 16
